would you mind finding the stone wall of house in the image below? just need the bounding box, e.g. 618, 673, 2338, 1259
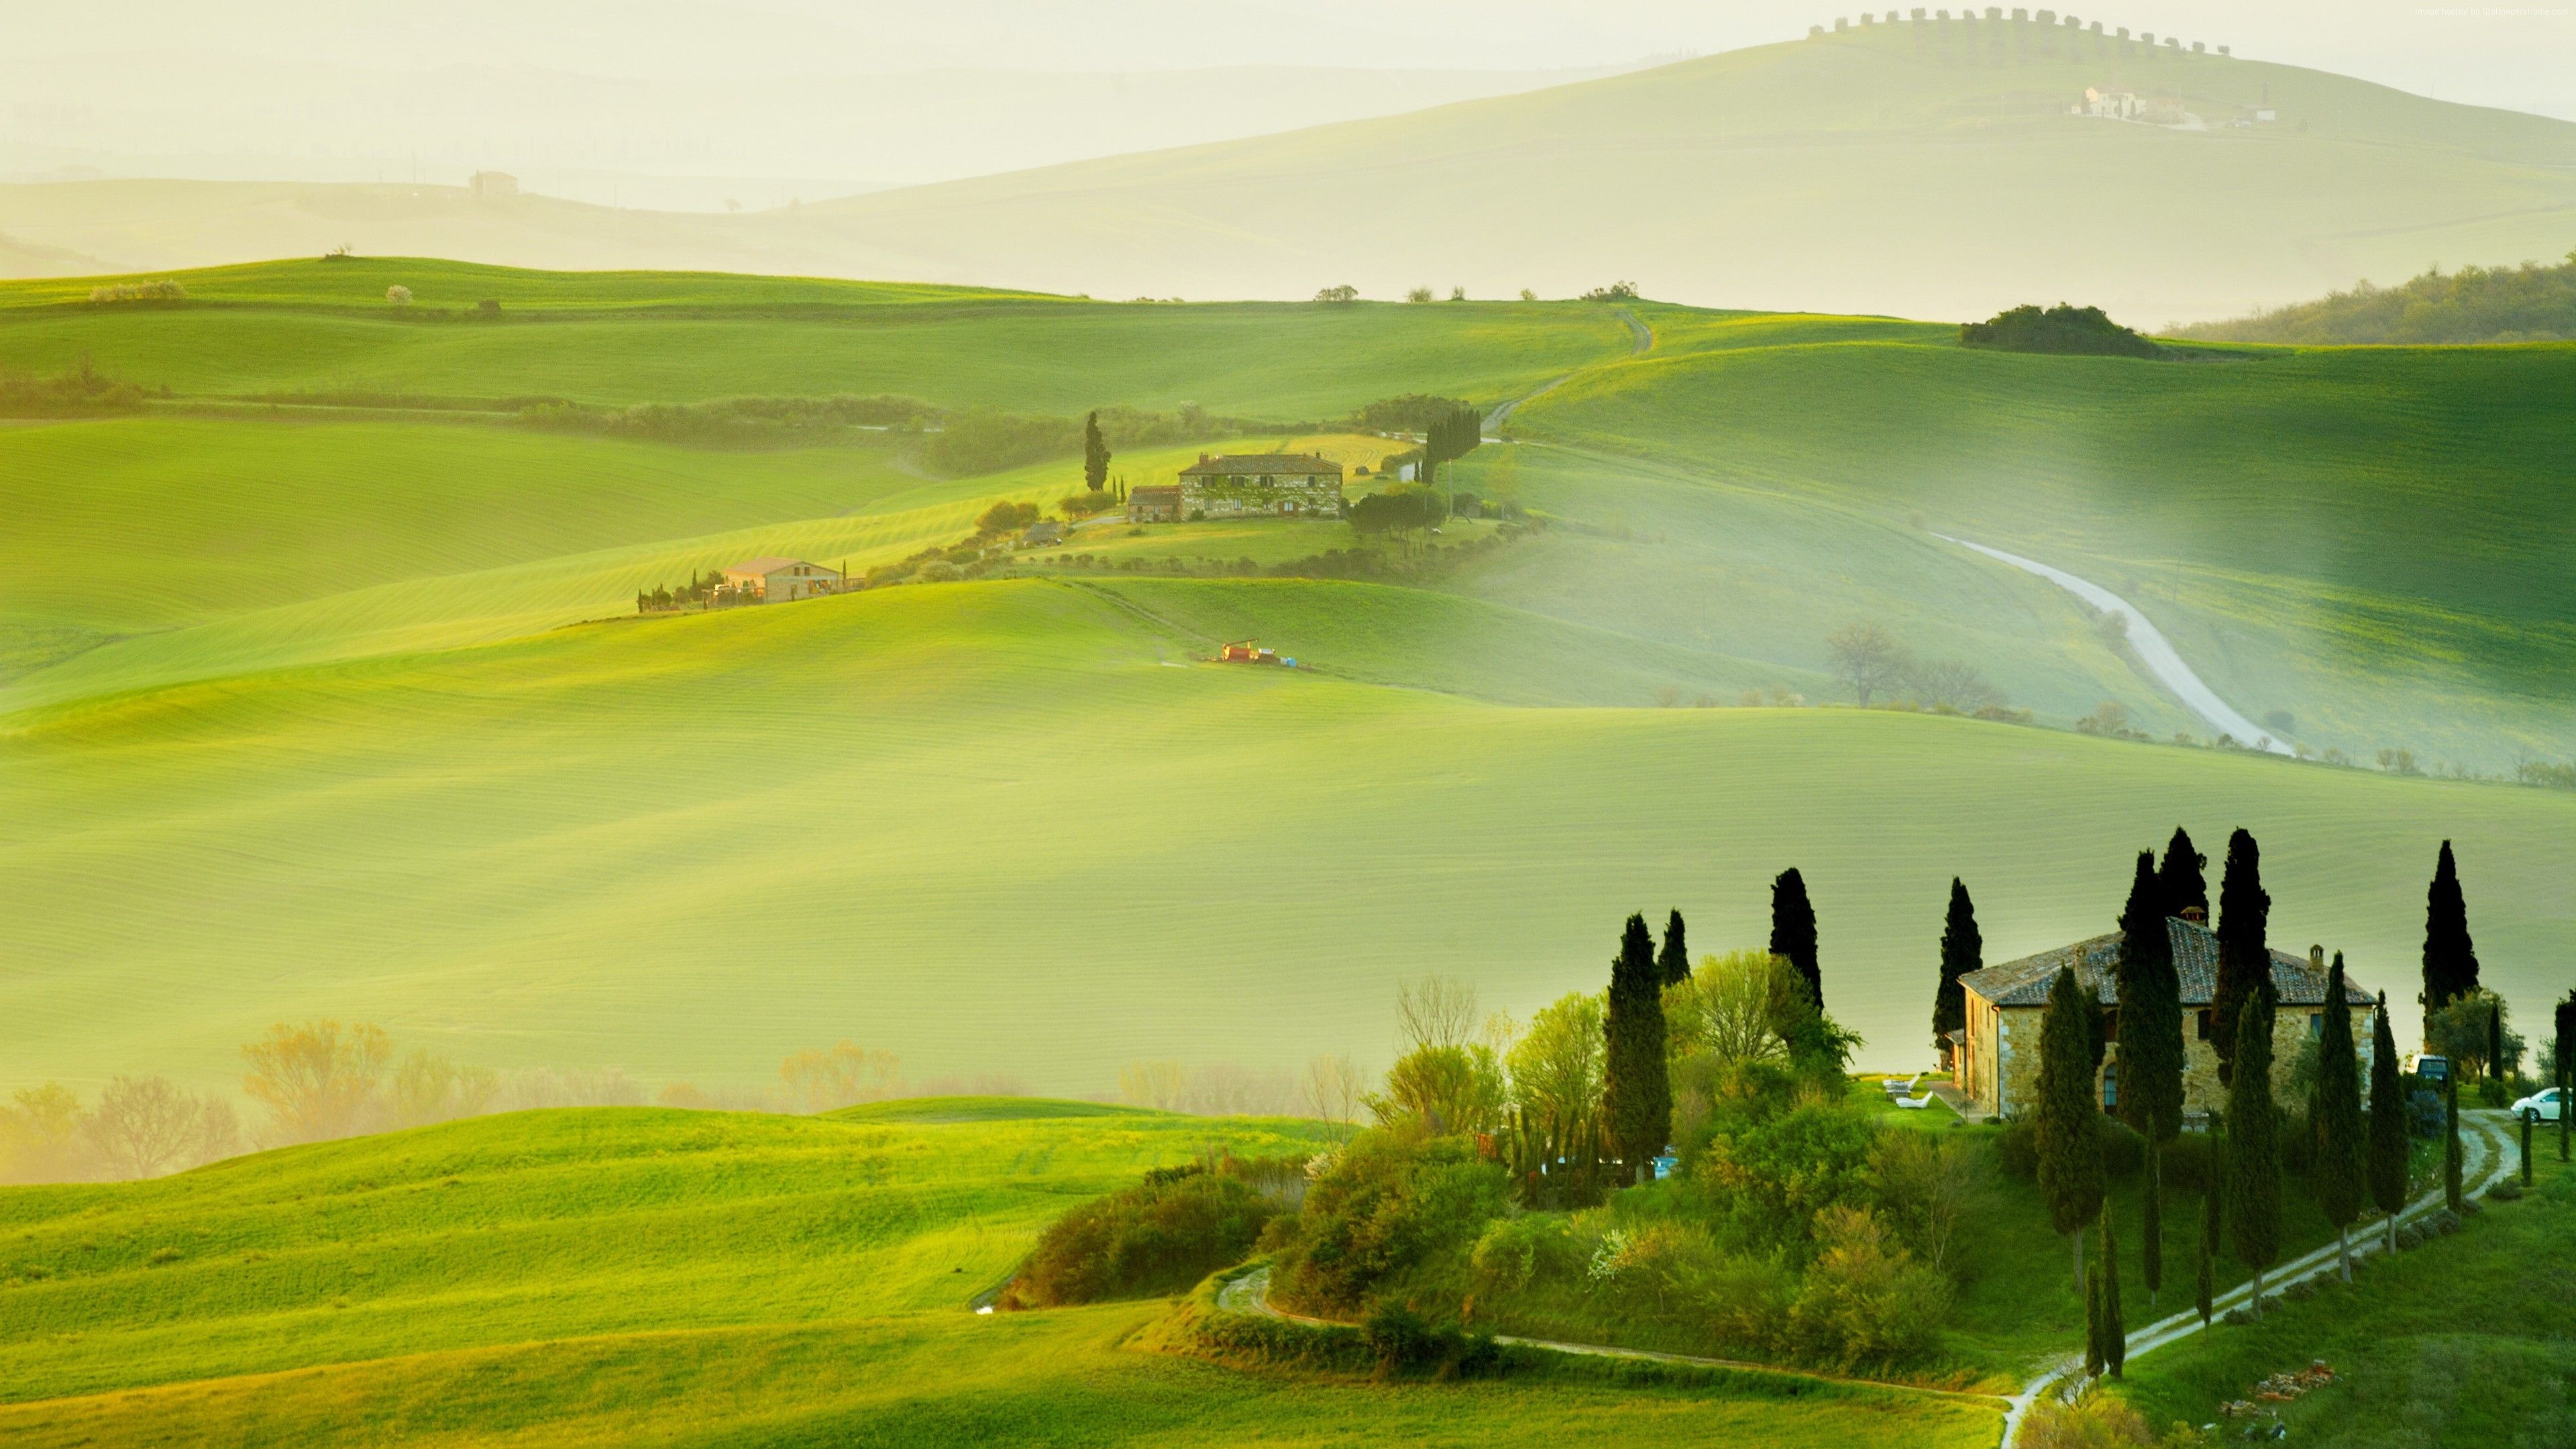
1986, 1000, 2377, 1121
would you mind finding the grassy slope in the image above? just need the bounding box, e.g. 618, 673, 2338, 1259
2110, 1142, 2576, 1444
0, 1106, 1994, 1449
7, 579, 2573, 1095
0, 258, 1635, 415
1510, 336, 2576, 766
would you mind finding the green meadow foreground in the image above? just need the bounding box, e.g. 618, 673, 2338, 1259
0, 1102, 1998, 1448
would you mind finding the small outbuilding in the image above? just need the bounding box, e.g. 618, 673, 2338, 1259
1127, 486, 1183, 523
720, 557, 842, 602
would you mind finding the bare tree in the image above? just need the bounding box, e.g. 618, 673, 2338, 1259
241, 1020, 392, 1143
1301, 1055, 1367, 1127
1910, 656, 1999, 708
1118, 1059, 1189, 1111
1395, 975, 1481, 1052
779, 1042, 901, 1113
1825, 623, 1913, 705
186, 1091, 242, 1167
82, 1075, 201, 1178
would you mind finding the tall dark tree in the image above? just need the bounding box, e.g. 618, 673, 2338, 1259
1602, 913, 1672, 1185
2312, 954, 2365, 1282
2556, 991, 2576, 1164
2367, 992, 2408, 1253
2212, 828, 2271, 1085
2114, 851, 2184, 1305
1658, 910, 1691, 988
1933, 878, 1981, 1057
2226, 1001, 2282, 1320
2157, 826, 2208, 920
2443, 1068, 2464, 1213
2420, 840, 2480, 1017
1081, 411, 1111, 492
1770, 868, 1823, 1009
2037, 966, 2108, 1292
2195, 1122, 2222, 1327
2097, 1199, 2125, 1377
2489, 998, 2506, 1084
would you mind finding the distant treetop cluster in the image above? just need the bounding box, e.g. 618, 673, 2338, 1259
1960, 303, 2162, 358
1809, 10, 2226, 56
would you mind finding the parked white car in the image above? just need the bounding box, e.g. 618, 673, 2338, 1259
2511, 1087, 2565, 1123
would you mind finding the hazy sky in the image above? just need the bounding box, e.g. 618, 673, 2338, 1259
7, 1, 2572, 203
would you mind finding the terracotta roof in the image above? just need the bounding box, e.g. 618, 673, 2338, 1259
1129, 485, 1182, 498
722, 556, 830, 576
1179, 453, 1344, 477
1956, 917, 2375, 1010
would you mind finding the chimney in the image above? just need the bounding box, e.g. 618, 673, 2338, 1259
1198, 453, 1210, 465
2310, 945, 2326, 971
2182, 906, 2207, 924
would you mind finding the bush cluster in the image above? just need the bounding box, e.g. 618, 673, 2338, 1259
1960, 303, 2162, 358
1002, 1165, 1285, 1308
523, 393, 933, 448
0, 360, 151, 417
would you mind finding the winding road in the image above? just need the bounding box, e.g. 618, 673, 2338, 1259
1936, 535, 2293, 755
1482, 307, 1652, 436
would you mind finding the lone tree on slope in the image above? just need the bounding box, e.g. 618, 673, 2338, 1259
2312, 953, 2366, 1282
1825, 623, 1910, 706
1658, 910, 1690, 988
2367, 992, 2409, 1252
1933, 878, 1981, 1059
2227, 998, 2283, 1321
1603, 913, 1672, 1185
2037, 965, 2108, 1293
1770, 868, 1823, 1009
2421, 840, 2480, 1017
2212, 828, 2271, 1085
2113, 851, 2185, 1305
1082, 411, 1112, 494
2157, 826, 2207, 920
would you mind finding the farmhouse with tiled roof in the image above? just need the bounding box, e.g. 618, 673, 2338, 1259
1175, 453, 1344, 519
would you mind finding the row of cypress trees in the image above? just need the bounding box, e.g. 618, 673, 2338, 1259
1603, 871, 1829, 1184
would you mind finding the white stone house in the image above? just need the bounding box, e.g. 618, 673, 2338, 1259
720, 557, 843, 602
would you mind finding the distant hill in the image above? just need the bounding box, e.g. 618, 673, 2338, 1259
9, 21, 2576, 322
2178, 252, 2576, 343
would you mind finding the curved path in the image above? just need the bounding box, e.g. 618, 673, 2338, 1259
1481, 306, 1653, 437
2002, 1112, 2516, 1445
1935, 535, 2292, 755
1218, 1265, 2008, 1413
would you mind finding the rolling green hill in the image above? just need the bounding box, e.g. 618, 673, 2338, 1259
12, 23, 2576, 323
0, 1103, 1996, 1447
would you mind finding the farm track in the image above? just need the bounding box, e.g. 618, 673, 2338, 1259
2000, 1111, 2517, 1446
1214, 1265, 2011, 1413
1481, 305, 1652, 435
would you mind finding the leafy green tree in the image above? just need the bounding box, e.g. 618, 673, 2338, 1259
2036, 966, 2107, 1291
2426, 989, 2522, 1081
2113, 850, 2183, 1305
1770, 867, 1823, 1008
2097, 1199, 2125, 1377
1082, 411, 1111, 493
1506, 991, 1604, 1131
1603, 914, 1672, 1183
2157, 826, 2206, 919
2212, 828, 2271, 1085
2367, 992, 2409, 1252
2226, 1000, 2282, 1320
2312, 954, 2365, 1281
1658, 910, 1690, 988
1933, 877, 1980, 1057
2420, 839, 2480, 1014
1365, 1044, 1507, 1135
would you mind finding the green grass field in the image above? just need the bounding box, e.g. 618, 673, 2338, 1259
0, 1102, 2000, 1448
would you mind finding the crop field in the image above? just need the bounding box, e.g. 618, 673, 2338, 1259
0, 1100, 2000, 1448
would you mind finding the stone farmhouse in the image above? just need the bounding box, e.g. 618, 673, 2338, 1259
720, 557, 842, 602
1126, 486, 1183, 523
1175, 453, 1345, 519
2081, 85, 2142, 120
1950, 914, 2380, 1120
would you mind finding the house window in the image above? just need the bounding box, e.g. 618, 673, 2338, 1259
2196, 1009, 2214, 1040
2308, 1012, 2324, 1036
2100, 1059, 2118, 1110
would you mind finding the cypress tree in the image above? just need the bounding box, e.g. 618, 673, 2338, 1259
2114, 850, 2184, 1305
2098, 1199, 2125, 1377
2489, 998, 2506, 1084
1081, 411, 1111, 492
2226, 1001, 2281, 1320
2157, 826, 2208, 920
2556, 991, 2576, 1163
2195, 1126, 2220, 1327
2037, 966, 2107, 1292
1933, 877, 1980, 1058
2212, 828, 2271, 1085
1771, 867, 1822, 1008
2420, 840, 2479, 1016
2312, 954, 2365, 1281
2084, 1270, 2104, 1378
1658, 910, 1690, 988
1602, 913, 1671, 1185
2443, 1068, 2463, 1213
2367, 992, 2408, 1253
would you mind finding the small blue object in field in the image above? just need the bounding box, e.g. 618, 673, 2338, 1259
1652, 1154, 1679, 1180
